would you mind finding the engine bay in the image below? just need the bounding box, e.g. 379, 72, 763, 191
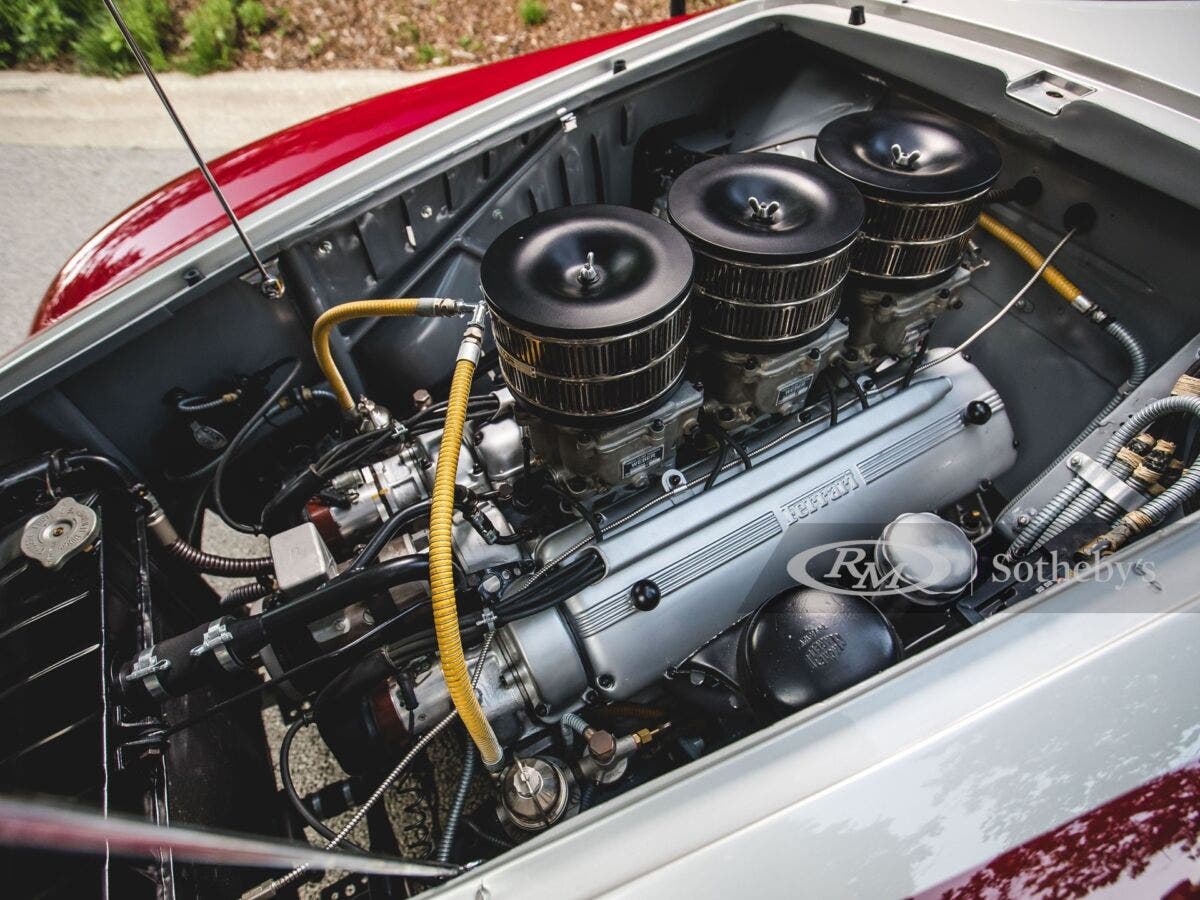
3, 24, 1200, 899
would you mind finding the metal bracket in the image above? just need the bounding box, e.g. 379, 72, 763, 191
962, 240, 990, 273
1066, 452, 1145, 512
189, 618, 241, 673
477, 607, 498, 634
1006, 70, 1096, 116
556, 107, 578, 133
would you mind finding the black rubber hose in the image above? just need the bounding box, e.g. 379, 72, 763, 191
837, 361, 870, 411
280, 717, 369, 853
261, 466, 327, 533
261, 554, 428, 637
213, 357, 304, 534
220, 580, 273, 610
823, 372, 839, 426
704, 441, 731, 491
0, 449, 142, 498
901, 332, 932, 390
349, 501, 433, 571
120, 556, 431, 707
146, 550, 602, 737
380, 551, 606, 666
151, 597, 431, 739
724, 431, 752, 471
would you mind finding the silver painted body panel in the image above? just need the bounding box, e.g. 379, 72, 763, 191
435, 515, 1200, 899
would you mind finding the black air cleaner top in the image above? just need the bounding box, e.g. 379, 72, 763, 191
667, 153, 864, 265
816, 110, 1001, 201
480, 204, 693, 339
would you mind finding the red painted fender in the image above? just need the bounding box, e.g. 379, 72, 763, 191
32, 19, 688, 334
914, 760, 1200, 899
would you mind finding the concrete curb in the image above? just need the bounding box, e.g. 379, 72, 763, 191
0, 67, 470, 155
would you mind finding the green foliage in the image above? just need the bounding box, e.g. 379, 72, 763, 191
235, 0, 268, 36
518, 0, 547, 27
182, 0, 238, 75
73, 0, 171, 77
415, 42, 436, 64
0, 0, 88, 67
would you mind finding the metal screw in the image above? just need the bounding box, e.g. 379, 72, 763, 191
420, 205, 433, 219
491, 209, 504, 221
316, 240, 333, 257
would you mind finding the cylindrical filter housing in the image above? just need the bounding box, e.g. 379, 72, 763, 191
481, 204, 694, 426
817, 110, 1001, 285
667, 153, 864, 351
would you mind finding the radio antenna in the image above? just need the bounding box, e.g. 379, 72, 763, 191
100, 0, 284, 298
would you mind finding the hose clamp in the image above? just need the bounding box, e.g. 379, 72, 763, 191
1067, 452, 1146, 512
189, 617, 242, 673
127, 647, 170, 700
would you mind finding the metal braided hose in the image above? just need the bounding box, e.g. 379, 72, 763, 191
1009, 395, 1200, 557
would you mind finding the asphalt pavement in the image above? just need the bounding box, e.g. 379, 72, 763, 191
0, 67, 465, 357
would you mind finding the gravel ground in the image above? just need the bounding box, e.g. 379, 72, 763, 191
206, 513, 498, 896
240, 0, 731, 71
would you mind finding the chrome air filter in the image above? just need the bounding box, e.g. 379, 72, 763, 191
481, 204, 693, 426
667, 153, 864, 351
817, 110, 1001, 285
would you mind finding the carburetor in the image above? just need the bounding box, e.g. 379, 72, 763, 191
480, 204, 699, 495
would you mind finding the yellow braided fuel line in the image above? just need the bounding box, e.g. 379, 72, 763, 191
977, 212, 1083, 304
312, 298, 461, 410
428, 308, 502, 767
